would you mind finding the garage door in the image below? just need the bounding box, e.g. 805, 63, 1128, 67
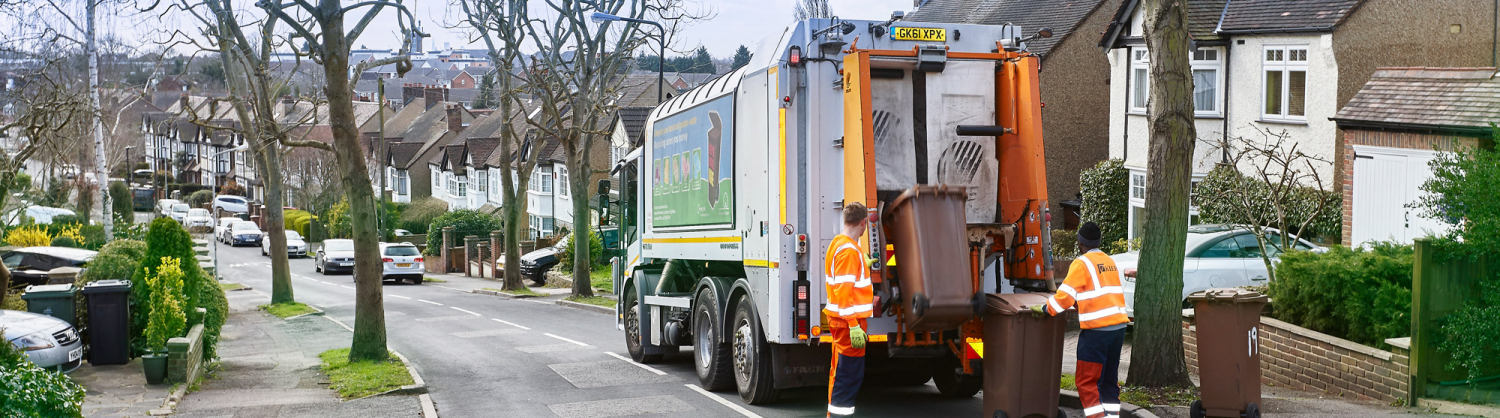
1351, 146, 1450, 245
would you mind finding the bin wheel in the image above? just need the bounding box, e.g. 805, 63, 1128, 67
1242, 403, 1260, 418
1057, 407, 1067, 418
930, 355, 981, 398
730, 297, 779, 404
992, 411, 1008, 418
623, 290, 661, 364
693, 288, 734, 391
1190, 400, 1206, 418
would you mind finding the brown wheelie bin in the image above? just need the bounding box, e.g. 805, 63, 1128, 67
1187, 288, 1270, 418
983, 293, 1067, 418
884, 185, 980, 331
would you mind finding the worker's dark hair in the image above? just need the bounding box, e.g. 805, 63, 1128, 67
843, 202, 868, 227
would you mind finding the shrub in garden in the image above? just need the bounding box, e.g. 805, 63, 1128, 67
558, 227, 606, 272
184, 189, 214, 208
1268, 243, 1412, 347
49, 214, 83, 226
324, 198, 352, 239
1050, 229, 1078, 261
109, 181, 132, 225
80, 240, 148, 284
424, 210, 502, 256
400, 198, 448, 235
220, 180, 246, 197
285, 210, 312, 238
1196, 164, 1342, 242
49, 235, 79, 248
0, 336, 85, 417
3, 225, 51, 247
128, 218, 227, 360
144, 257, 188, 353
1079, 159, 1128, 247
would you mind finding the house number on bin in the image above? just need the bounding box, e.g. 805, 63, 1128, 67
1248, 327, 1259, 357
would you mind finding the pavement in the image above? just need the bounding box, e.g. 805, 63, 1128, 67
72, 359, 174, 417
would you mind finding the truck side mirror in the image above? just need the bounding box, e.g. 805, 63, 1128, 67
597, 179, 610, 196
597, 194, 610, 224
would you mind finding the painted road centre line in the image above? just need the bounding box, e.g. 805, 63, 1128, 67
604, 352, 667, 376
388, 294, 412, 300
544, 333, 590, 347
451, 307, 482, 316
419, 299, 444, 306
491, 318, 531, 330
340, 285, 355, 290
685, 384, 762, 418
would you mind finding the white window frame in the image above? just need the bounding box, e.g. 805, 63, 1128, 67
1126, 170, 1205, 246
540, 166, 553, 194
458, 174, 467, 197
1262, 45, 1309, 122
477, 169, 487, 193
1190, 48, 1224, 117
1128, 48, 1150, 113
396, 170, 408, 194
557, 166, 568, 198
1130, 47, 1224, 116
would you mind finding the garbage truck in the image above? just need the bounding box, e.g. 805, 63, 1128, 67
602, 16, 1056, 404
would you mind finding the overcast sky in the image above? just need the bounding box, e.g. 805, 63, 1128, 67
50, 0, 915, 60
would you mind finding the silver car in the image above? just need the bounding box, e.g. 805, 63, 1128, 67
376, 243, 424, 284
315, 239, 356, 275
2, 309, 84, 372
262, 230, 308, 258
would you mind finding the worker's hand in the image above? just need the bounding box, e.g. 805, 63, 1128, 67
849, 325, 867, 349
1029, 304, 1047, 317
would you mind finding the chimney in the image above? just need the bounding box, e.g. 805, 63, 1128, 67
281, 95, 295, 116
424, 85, 448, 110
402, 83, 423, 107
446, 104, 464, 133
179, 94, 188, 112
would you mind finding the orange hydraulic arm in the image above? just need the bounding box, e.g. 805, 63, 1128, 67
997, 54, 1053, 286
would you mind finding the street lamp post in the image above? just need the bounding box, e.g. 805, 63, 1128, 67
210, 144, 248, 281
591, 12, 666, 104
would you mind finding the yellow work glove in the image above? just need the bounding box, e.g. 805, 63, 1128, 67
848, 324, 868, 349
1029, 304, 1047, 317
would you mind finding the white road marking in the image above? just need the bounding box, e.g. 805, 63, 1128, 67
491, 318, 531, 330
685, 384, 762, 418
419, 299, 443, 306
318, 281, 338, 286
451, 307, 482, 316
339, 285, 355, 290
544, 333, 590, 347
605, 352, 667, 376
388, 294, 412, 300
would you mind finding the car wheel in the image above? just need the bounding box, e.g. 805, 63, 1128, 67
624, 289, 662, 364
731, 296, 779, 404
315, 260, 322, 273
693, 288, 733, 391
408, 276, 423, 285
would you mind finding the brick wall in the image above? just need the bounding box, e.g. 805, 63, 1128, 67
167, 323, 206, 384
1183, 314, 1410, 403
1340, 129, 1481, 245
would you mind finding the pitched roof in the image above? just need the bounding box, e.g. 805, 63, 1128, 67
615, 74, 677, 107
388, 141, 423, 167
1218, 0, 1362, 34
907, 0, 1109, 57
466, 138, 501, 165
382, 97, 427, 138
1332, 67, 1500, 134
1100, 0, 1228, 47
618, 106, 652, 146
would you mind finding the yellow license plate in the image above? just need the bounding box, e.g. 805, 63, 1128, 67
396, 263, 411, 268
891, 27, 946, 42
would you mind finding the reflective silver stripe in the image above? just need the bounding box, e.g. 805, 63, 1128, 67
828, 404, 855, 415
828, 274, 858, 284
1058, 284, 1078, 300
1083, 405, 1105, 415
1049, 297, 1064, 314
839, 303, 874, 316
1103, 403, 1121, 412
1077, 286, 1124, 301
1078, 306, 1126, 322
825, 303, 842, 312
1083, 254, 1103, 290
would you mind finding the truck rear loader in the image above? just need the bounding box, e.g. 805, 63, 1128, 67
603, 16, 1057, 405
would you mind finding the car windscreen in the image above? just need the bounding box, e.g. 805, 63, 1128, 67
218, 197, 245, 204
384, 246, 420, 256
324, 241, 354, 252
1, 252, 23, 269
188, 209, 209, 216
231, 222, 258, 231
172, 204, 189, 211
285, 231, 302, 240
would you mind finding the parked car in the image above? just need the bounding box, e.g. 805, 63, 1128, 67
1113, 224, 1324, 318
1, 247, 96, 287
131, 187, 155, 211
315, 239, 355, 275
4, 206, 77, 226
369, 243, 424, 284
225, 221, 263, 246
213, 217, 241, 241
394, 229, 411, 236
156, 199, 181, 217
519, 234, 570, 285
212, 195, 249, 214
1, 309, 83, 372
168, 203, 190, 223
183, 208, 214, 229
262, 230, 308, 258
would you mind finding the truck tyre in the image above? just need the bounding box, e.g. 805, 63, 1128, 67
931, 354, 981, 398
694, 288, 733, 391
624, 289, 661, 364
731, 297, 779, 404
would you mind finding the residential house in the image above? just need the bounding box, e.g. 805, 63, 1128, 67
1332, 67, 1498, 246
382, 85, 474, 203
908, 0, 1121, 217
1099, 0, 1495, 242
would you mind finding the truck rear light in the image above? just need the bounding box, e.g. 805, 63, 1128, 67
382, 258, 394, 263
794, 278, 810, 339
788, 45, 802, 67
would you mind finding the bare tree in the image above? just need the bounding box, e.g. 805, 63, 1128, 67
1125, 0, 1196, 388
1199, 130, 1338, 281
792, 0, 831, 21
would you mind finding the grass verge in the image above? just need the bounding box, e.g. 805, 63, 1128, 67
565, 295, 617, 308
422, 277, 447, 283
219, 282, 248, 291
1060, 373, 1198, 406
589, 268, 612, 293
483, 287, 541, 297
318, 348, 414, 399
259, 302, 316, 319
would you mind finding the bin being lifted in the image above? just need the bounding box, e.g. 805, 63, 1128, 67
604, 15, 1057, 405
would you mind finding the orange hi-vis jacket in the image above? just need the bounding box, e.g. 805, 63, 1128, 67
823, 234, 874, 320
1045, 249, 1130, 329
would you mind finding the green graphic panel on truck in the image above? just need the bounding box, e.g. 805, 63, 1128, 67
650, 95, 734, 228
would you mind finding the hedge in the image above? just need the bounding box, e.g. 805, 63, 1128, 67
0, 339, 85, 417
1268, 243, 1412, 348
1196, 164, 1341, 241
285, 210, 312, 239
424, 210, 502, 256
400, 198, 447, 235
1079, 159, 1128, 246
109, 181, 132, 225
127, 218, 227, 360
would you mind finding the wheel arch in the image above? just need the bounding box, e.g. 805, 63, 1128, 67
723, 278, 756, 344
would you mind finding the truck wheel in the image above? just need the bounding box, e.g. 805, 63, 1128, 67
624, 291, 662, 364
931, 355, 981, 398
731, 297, 779, 404
693, 288, 733, 391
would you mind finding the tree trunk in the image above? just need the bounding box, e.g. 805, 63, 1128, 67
260, 146, 295, 304
498, 100, 527, 291
566, 147, 593, 297
318, 9, 388, 362
1124, 0, 1196, 389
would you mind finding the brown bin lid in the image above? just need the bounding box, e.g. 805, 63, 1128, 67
986, 293, 1051, 315
1185, 288, 1269, 304
883, 185, 968, 222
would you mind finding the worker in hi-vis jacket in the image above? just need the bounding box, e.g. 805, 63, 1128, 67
823, 202, 875, 417
1032, 222, 1131, 418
